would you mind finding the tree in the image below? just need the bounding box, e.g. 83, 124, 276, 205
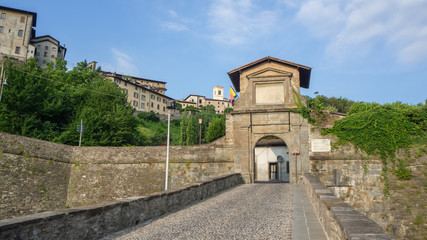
206, 116, 225, 143
186, 117, 198, 145
0, 59, 140, 146
181, 111, 188, 144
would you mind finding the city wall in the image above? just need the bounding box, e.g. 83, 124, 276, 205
0, 132, 234, 220
309, 126, 426, 239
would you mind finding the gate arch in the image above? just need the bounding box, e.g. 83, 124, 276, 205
254, 136, 290, 182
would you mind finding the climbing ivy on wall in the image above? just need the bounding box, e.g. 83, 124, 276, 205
326, 102, 426, 194
293, 90, 427, 195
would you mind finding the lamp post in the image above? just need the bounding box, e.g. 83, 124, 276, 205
0, 62, 6, 102
165, 100, 176, 190
198, 117, 203, 145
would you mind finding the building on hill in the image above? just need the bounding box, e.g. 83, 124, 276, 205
0, 6, 37, 61
30, 35, 66, 68
0, 6, 66, 67
177, 86, 232, 113
95, 65, 173, 115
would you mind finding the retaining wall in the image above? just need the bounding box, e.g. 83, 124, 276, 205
0, 173, 243, 240
303, 173, 395, 240
0, 132, 234, 219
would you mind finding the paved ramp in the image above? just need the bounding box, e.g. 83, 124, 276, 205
103, 183, 327, 240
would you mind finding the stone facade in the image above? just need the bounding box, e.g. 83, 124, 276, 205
0, 6, 36, 61
0, 132, 233, 220
30, 35, 66, 68
0, 173, 243, 240
179, 86, 232, 114
100, 70, 174, 115
309, 126, 427, 240
227, 56, 311, 183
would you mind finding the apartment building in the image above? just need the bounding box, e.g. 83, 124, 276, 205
101, 71, 173, 115
31, 35, 66, 67
0, 6, 66, 67
0, 6, 37, 61
178, 86, 232, 114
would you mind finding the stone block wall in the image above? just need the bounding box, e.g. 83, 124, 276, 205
309, 126, 427, 239
303, 173, 395, 240
0, 132, 234, 220
0, 173, 243, 240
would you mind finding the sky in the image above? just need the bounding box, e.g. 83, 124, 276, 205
4, 0, 427, 104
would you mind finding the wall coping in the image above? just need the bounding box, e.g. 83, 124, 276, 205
0, 173, 243, 239
303, 173, 395, 240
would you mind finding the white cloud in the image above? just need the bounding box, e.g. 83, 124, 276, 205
161, 9, 193, 32
102, 49, 139, 76
295, 0, 427, 63
161, 21, 189, 32
208, 0, 279, 45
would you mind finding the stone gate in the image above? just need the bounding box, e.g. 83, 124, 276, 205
226, 56, 312, 183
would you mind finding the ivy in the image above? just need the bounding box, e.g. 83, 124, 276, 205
292, 91, 426, 196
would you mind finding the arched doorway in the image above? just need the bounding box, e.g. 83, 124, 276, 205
254, 136, 290, 182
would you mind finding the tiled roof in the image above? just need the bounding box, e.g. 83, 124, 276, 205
227, 56, 311, 92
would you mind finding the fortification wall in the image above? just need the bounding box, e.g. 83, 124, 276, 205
309, 126, 427, 239
0, 132, 234, 220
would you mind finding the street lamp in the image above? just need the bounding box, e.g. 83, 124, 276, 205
165, 100, 176, 190
198, 117, 203, 145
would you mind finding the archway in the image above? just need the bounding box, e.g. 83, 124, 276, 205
254, 136, 290, 182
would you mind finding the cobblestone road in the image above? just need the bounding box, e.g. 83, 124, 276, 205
103, 183, 294, 240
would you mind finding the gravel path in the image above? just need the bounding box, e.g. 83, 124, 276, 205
103, 183, 294, 240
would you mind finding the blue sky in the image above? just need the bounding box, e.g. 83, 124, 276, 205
4, 0, 427, 104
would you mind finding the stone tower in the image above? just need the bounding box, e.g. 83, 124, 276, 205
213, 86, 224, 100
226, 56, 311, 183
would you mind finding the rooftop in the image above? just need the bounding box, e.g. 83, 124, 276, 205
227, 56, 311, 92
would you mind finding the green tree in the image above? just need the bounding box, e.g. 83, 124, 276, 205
181, 111, 188, 144
206, 116, 225, 143
0, 59, 140, 146
186, 117, 198, 145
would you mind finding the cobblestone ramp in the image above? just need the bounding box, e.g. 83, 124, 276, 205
104, 183, 294, 240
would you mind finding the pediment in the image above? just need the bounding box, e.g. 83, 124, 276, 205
246, 67, 293, 79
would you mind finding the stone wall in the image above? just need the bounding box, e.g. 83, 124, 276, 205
0, 132, 234, 220
303, 173, 395, 240
309, 126, 427, 239
0, 173, 243, 240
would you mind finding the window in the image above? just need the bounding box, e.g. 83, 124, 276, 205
51, 55, 54, 58
151, 102, 154, 107
52, 47, 56, 51
151, 95, 155, 99
135, 86, 138, 90
124, 82, 127, 86
133, 101, 138, 107
44, 52, 47, 57
141, 103, 145, 109
163, 106, 165, 112
45, 46, 48, 50
157, 104, 160, 110
141, 89, 146, 93
114, 79, 120, 84
15, 47, 20, 54
0, 26, 3, 33
20, 16, 25, 23
218, 90, 222, 95
134, 92, 138, 98
123, 89, 128, 94
163, 99, 166, 103
157, 96, 161, 102
199, 99, 202, 104
1, 13, 5, 19
141, 95, 146, 101
18, 30, 23, 37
